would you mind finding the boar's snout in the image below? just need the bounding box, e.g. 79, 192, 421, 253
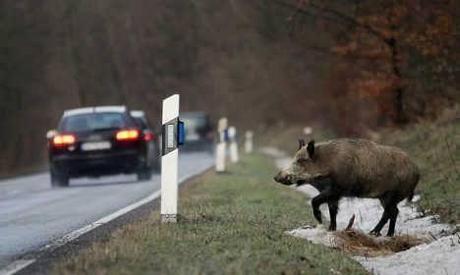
273, 171, 293, 185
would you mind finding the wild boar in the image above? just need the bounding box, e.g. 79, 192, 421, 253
274, 138, 420, 236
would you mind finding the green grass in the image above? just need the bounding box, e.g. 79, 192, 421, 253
382, 114, 460, 224
53, 155, 367, 275
259, 124, 335, 155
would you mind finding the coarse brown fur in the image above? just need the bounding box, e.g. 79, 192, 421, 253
274, 138, 420, 236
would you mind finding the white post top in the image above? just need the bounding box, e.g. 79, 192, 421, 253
245, 131, 253, 138
228, 126, 236, 138
218, 117, 228, 132
162, 94, 180, 124
303, 126, 313, 135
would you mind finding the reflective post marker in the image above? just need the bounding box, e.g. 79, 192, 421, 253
244, 130, 253, 154
161, 94, 180, 223
303, 126, 313, 136
215, 117, 228, 172
228, 126, 239, 163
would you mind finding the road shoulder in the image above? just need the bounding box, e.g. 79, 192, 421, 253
50, 154, 366, 275
10, 168, 211, 275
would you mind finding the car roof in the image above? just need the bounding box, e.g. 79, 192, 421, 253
181, 112, 208, 118
63, 106, 127, 117
129, 110, 145, 118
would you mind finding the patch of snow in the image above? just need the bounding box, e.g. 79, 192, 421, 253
289, 225, 337, 246
356, 234, 460, 275
294, 184, 455, 238
263, 147, 460, 275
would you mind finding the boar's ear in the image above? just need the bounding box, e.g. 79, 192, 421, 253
298, 139, 306, 150
307, 140, 315, 158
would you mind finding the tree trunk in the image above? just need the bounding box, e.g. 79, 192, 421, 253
387, 37, 407, 124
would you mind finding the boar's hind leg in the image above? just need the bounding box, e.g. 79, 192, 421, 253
386, 204, 399, 236
370, 194, 399, 236
370, 209, 390, 236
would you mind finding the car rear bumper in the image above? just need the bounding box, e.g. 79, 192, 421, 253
51, 150, 145, 177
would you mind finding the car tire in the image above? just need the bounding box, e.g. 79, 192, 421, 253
152, 159, 161, 173
137, 167, 152, 181
206, 143, 215, 154
50, 169, 69, 187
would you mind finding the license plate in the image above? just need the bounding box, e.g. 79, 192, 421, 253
81, 141, 111, 151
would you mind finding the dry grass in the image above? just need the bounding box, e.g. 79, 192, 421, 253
53, 155, 367, 275
333, 229, 428, 257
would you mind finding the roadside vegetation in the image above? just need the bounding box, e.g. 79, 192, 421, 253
2, 1, 458, 178
382, 107, 459, 224
54, 155, 367, 275
260, 124, 335, 155
264, 106, 459, 225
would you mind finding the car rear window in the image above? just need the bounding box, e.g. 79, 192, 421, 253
60, 113, 129, 132
182, 116, 207, 130
132, 117, 148, 130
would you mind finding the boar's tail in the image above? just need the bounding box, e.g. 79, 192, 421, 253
407, 190, 415, 202
406, 170, 420, 202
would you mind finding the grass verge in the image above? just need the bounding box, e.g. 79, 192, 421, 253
382, 107, 459, 224
53, 155, 367, 275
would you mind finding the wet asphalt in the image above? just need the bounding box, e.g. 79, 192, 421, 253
0, 152, 214, 270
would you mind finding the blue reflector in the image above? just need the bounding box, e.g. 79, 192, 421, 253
224, 129, 229, 142
177, 120, 185, 146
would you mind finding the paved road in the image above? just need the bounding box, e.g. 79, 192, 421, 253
0, 152, 214, 269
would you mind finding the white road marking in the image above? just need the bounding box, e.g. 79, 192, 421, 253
0, 164, 212, 275
40, 189, 161, 252
0, 260, 36, 275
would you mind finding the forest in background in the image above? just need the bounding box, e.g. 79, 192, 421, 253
0, 0, 458, 176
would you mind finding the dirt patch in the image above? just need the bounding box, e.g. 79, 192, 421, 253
333, 230, 428, 257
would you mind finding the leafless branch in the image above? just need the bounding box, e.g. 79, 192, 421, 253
346, 214, 356, 231
276, 0, 391, 43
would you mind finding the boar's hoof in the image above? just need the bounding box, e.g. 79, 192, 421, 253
313, 210, 322, 224
386, 232, 395, 237
369, 230, 381, 237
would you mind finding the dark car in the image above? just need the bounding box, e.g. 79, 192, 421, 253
129, 110, 161, 171
47, 106, 160, 187
181, 112, 214, 151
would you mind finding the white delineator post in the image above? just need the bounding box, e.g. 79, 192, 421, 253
215, 117, 228, 172
160, 94, 180, 223
228, 126, 239, 163
244, 130, 253, 154
303, 126, 313, 136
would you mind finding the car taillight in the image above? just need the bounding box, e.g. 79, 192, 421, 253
53, 134, 76, 146
144, 131, 155, 141
116, 129, 139, 141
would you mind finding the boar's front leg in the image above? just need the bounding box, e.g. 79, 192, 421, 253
311, 189, 338, 227
311, 195, 324, 224
327, 200, 339, 231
